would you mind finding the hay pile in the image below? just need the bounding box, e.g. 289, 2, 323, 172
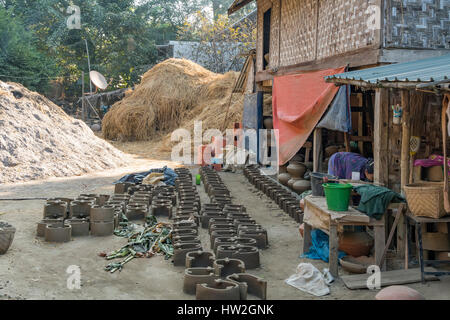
102, 59, 244, 147
0, 81, 128, 184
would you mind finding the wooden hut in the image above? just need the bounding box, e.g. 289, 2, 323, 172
229, 0, 450, 187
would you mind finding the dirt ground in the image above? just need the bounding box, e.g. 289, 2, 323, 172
1, 150, 449, 300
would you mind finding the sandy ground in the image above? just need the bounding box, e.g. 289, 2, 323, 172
0, 152, 449, 300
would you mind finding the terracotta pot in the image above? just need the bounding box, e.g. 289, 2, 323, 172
293, 179, 311, 194
278, 173, 291, 186
338, 231, 374, 257
264, 117, 273, 130
375, 286, 425, 300
287, 161, 306, 179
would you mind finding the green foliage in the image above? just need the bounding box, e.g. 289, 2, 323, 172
0, 7, 58, 91
0, 0, 254, 97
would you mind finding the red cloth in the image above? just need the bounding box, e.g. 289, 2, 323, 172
272, 67, 346, 165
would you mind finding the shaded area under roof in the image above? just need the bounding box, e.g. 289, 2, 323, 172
326, 54, 450, 86
228, 0, 255, 15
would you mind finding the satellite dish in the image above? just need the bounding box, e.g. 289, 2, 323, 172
89, 70, 108, 90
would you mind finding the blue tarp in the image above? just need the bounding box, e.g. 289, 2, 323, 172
301, 229, 346, 263
114, 166, 178, 186
317, 85, 352, 133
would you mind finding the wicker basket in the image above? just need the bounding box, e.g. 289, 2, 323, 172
0, 222, 16, 255
404, 183, 448, 219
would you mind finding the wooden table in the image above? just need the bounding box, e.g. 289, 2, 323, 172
303, 195, 386, 277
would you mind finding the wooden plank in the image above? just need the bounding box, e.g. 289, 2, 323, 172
422, 232, 450, 251
313, 128, 322, 173
329, 222, 339, 277
302, 223, 312, 254
341, 268, 438, 290
374, 89, 389, 187
374, 216, 387, 270
358, 110, 364, 154
255, 47, 381, 82
350, 136, 373, 142
400, 90, 411, 193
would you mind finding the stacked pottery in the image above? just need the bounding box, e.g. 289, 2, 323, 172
287, 161, 306, 190
278, 165, 291, 186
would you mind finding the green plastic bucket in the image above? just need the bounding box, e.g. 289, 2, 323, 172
196, 174, 201, 185
323, 183, 353, 212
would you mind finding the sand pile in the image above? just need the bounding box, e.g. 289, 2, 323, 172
102, 59, 244, 146
0, 81, 128, 184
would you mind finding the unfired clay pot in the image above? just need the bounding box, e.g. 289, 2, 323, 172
288, 177, 302, 189
287, 161, 306, 179
293, 179, 311, 194
278, 173, 291, 186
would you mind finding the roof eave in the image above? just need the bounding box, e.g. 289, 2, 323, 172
228, 0, 254, 15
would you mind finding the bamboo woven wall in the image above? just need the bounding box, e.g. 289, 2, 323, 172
316, 0, 381, 59
384, 0, 450, 49
255, 0, 382, 71
279, 0, 318, 67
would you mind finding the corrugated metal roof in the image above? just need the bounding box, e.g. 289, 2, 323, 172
228, 0, 254, 15
326, 54, 450, 84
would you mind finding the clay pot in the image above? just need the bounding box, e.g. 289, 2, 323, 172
375, 286, 425, 300
338, 231, 374, 257
325, 146, 339, 158
287, 161, 306, 179
293, 179, 311, 194
279, 165, 288, 174
339, 255, 374, 274
288, 177, 301, 189
278, 173, 291, 186
264, 117, 273, 130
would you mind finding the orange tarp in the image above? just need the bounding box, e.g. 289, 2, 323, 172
273, 67, 346, 165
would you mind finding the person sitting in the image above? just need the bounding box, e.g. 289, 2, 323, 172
327, 152, 374, 182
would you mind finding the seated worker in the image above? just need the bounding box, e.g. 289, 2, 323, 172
327, 152, 374, 182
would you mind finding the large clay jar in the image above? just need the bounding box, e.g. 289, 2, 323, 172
287, 161, 306, 179
293, 179, 311, 194
338, 231, 374, 257
278, 173, 291, 186
264, 117, 273, 130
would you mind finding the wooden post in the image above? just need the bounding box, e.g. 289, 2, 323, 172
329, 221, 339, 277
374, 89, 389, 187
401, 90, 411, 193
344, 132, 351, 152
81, 71, 86, 122
313, 128, 322, 173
